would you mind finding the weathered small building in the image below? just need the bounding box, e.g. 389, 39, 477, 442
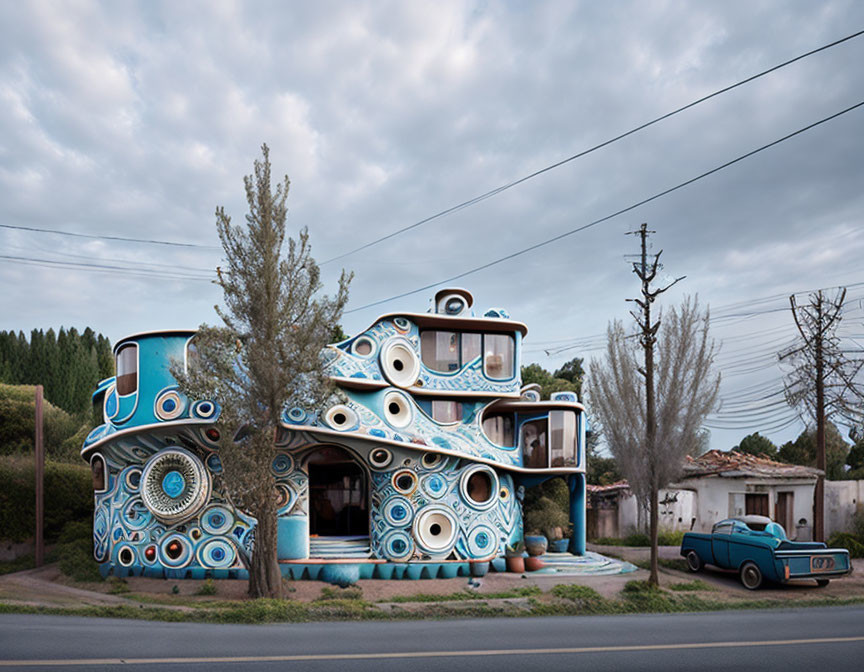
678, 450, 820, 540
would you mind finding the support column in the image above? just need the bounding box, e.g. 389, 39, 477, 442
568, 472, 586, 555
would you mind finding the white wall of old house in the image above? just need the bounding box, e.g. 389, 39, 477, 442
616, 489, 697, 535
675, 477, 816, 540
825, 480, 864, 537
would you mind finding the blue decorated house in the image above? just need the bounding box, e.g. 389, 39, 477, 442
82, 288, 587, 580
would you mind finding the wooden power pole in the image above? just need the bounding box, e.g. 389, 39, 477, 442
626, 223, 684, 586
35, 384, 45, 568
784, 289, 846, 543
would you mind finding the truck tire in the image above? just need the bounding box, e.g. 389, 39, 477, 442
686, 550, 703, 572
740, 561, 763, 590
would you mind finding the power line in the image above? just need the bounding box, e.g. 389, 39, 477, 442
346, 100, 864, 314
323, 29, 864, 266
0, 254, 215, 282
0, 223, 220, 250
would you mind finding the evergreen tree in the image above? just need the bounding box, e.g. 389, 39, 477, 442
733, 432, 778, 459
172, 144, 351, 599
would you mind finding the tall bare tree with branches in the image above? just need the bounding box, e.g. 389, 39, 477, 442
780, 288, 864, 541
173, 144, 352, 598
590, 226, 719, 586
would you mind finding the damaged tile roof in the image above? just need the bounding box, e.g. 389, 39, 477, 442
682, 449, 822, 479
586, 480, 630, 494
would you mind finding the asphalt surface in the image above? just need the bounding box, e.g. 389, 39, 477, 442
1, 607, 863, 671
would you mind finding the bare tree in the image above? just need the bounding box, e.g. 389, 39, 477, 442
590, 297, 719, 586
780, 288, 864, 541
173, 144, 351, 598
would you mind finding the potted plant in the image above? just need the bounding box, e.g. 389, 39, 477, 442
505, 542, 525, 573
546, 525, 571, 553
524, 495, 570, 555
524, 533, 548, 557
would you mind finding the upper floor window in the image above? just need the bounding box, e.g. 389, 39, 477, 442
521, 419, 547, 468
483, 334, 515, 380
186, 338, 199, 373
420, 330, 514, 379
549, 410, 578, 467
483, 412, 515, 447
115, 344, 138, 396
430, 400, 463, 423
421, 331, 460, 372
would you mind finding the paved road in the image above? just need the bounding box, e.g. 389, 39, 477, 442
1, 607, 863, 671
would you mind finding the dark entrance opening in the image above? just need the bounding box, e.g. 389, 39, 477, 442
307, 446, 368, 537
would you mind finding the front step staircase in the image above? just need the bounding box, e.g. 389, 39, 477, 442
309, 536, 372, 559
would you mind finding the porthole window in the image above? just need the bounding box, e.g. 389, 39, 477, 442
352, 336, 375, 357
115, 344, 138, 395
421, 452, 442, 469
459, 465, 499, 510
380, 338, 420, 387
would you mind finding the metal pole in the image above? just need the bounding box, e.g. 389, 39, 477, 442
35, 384, 44, 568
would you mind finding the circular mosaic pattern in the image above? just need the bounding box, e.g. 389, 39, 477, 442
379, 338, 420, 388
121, 497, 152, 531
124, 467, 142, 492
421, 452, 443, 470
286, 407, 307, 423
141, 449, 210, 524
116, 544, 136, 567
393, 317, 411, 333
467, 525, 498, 558
382, 496, 414, 528
275, 483, 296, 513
392, 470, 418, 495
192, 400, 216, 419
158, 533, 193, 568
459, 465, 499, 511
196, 537, 237, 569
142, 544, 158, 565
421, 473, 447, 499
381, 530, 414, 561
413, 506, 457, 555
154, 390, 185, 421
383, 391, 412, 428
200, 505, 234, 535
368, 447, 393, 469
325, 405, 359, 431
206, 453, 223, 474
271, 453, 294, 475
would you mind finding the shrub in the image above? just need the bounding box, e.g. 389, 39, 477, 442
0, 456, 93, 543
827, 532, 864, 558
320, 586, 363, 601
52, 520, 102, 582
196, 579, 218, 596
0, 384, 83, 460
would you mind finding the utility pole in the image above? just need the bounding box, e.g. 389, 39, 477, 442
626, 223, 684, 586
783, 289, 847, 542
35, 384, 44, 568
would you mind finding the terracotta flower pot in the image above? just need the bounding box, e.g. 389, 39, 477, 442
524, 535, 548, 557
524, 556, 545, 572
506, 556, 525, 573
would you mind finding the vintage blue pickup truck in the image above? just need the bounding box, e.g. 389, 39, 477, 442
680, 515, 852, 589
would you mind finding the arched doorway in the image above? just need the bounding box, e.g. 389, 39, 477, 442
306, 446, 368, 537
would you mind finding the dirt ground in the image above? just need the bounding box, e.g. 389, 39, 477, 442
0, 545, 860, 610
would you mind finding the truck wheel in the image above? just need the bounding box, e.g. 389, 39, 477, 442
740, 561, 763, 590
816, 579, 830, 588
686, 550, 703, 572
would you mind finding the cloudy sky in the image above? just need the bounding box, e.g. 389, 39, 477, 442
2, 1, 863, 452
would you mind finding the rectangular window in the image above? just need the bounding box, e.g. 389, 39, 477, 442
549, 410, 577, 467
482, 413, 515, 447
460, 333, 481, 364
186, 338, 199, 373
482, 334, 515, 380
430, 400, 462, 423
420, 331, 460, 373
116, 344, 138, 396
728, 493, 745, 518
745, 493, 769, 517
521, 419, 548, 468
